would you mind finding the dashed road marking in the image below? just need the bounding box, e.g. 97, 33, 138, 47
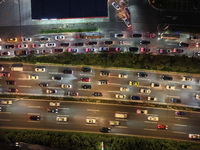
27, 106, 42, 108
18, 85, 31, 88
144, 128, 157, 131
87, 109, 99, 112
175, 116, 188, 120
144, 121, 158, 124
173, 131, 186, 134
174, 124, 187, 127
116, 126, 127, 128
0, 119, 11, 121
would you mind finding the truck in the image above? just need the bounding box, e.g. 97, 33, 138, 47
160, 33, 180, 40
10, 64, 23, 71
75, 32, 104, 39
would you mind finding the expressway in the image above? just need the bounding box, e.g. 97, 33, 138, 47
0, 99, 200, 142
0, 63, 200, 107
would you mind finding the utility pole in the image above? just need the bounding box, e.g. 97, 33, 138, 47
18, 0, 22, 38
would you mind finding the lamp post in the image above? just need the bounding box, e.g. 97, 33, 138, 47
18, 0, 22, 38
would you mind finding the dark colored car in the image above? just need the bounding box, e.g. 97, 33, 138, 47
63, 68, 73, 74
8, 88, 18, 93
124, 7, 130, 16
179, 42, 189, 47
158, 49, 169, 54
0, 72, 10, 77
81, 67, 92, 73
171, 98, 182, 103
129, 47, 139, 52
175, 111, 185, 116
138, 72, 148, 78
81, 84, 92, 89
132, 33, 142, 38
39, 82, 49, 87
161, 75, 173, 81
29, 50, 39, 55
93, 92, 102, 97
6, 80, 16, 85
5, 45, 15, 49
40, 37, 49, 41
52, 76, 63, 80
67, 92, 79, 96
29, 115, 40, 121
114, 33, 124, 38
98, 80, 109, 85
173, 48, 184, 53
87, 41, 97, 45
140, 40, 150, 45
54, 49, 63, 53
60, 43, 69, 47
141, 48, 150, 52
190, 36, 200, 40
104, 41, 113, 45
47, 108, 58, 113
130, 96, 140, 100
100, 71, 110, 76
1, 52, 10, 56
74, 42, 84, 46
100, 127, 111, 133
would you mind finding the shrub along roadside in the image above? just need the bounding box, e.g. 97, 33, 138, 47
0, 128, 199, 150
41, 27, 98, 33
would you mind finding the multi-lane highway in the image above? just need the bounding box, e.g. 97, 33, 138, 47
0, 99, 200, 142
0, 63, 200, 107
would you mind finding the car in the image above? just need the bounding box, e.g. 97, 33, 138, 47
81, 77, 90, 82
150, 82, 160, 87
22, 37, 32, 42
63, 68, 73, 74
103, 41, 113, 45
166, 85, 175, 90
140, 40, 150, 45
0, 106, 1, 112
118, 73, 128, 78
29, 50, 39, 55
0, 72, 10, 77
8, 88, 18, 93
1, 100, 12, 104
189, 134, 200, 140
140, 89, 151, 94
86, 41, 97, 45
182, 85, 192, 89
32, 43, 44, 48
115, 47, 124, 52
158, 49, 169, 54
5, 45, 15, 49
161, 75, 173, 81
52, 76, 63, 80
7, 37, 17, 42
99, 47, 109, 52
123, 18, 131, 27
148, 116, 159, 121
55, 35, 65, 40
29, 115, 40, 121
173, 48, 184, 53
124, 7, 130, 16
46, 43, 56, 47
0, 46, 1, 50
182, 76, 192, 81
195, 94, 200, 100
129, 81, 139, 86
109, 121, 120, 126
115, 94, 126, 99
35, 67, 45, 72
14, 50, 28, 56
141, 48, 150, 53
86, 118, 96, 124
137, 109, 148, 114
68, 48, 78, 53
100, 127, 111, 133
47, 108, 58, 113
39, 82, 49, 87
40, 37, 50, 42
190, 35, 200, 40
28, 74, 39, 80
73, 42, 84, 46
61, 84, 72, 89
54, 49, 64, 53
93, 92, 102, 97
56, 117, 67, 122
1, 52, 11, 56
100, 71, 110, 76
138, 72, 148, 78
17, 44, 28, 48
0, 65, 4, 71
49, 102, 60, 106
147, 97, 157, 101
129, 47, 139, 52
179, 42, 189, 47
85, 48, 95, 52
157, 124, 168, 129
171, 98, 181, 103
132, 33, 142, 38
114, 33, 124, 38
98, 80, 109, 85
130, 96, 140, 100
81, 84, 92, 89
81, 67, 92, 73
46, 89, 57, 94
112, 2, 120, 10
120, 87, 129, 91
60, 42, 70, 47
6, 80, 16, 85
67, 92, 79, 96
175, 111, 185, 116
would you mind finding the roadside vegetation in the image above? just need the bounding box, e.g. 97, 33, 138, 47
0, 128, 199, 150
41, 27, 98, 33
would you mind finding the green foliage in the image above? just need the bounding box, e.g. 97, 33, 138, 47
41, 27, 98, 33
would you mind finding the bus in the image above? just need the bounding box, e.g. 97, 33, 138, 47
10, 64, 23, 71
75, 32, 104, 39
160, 33, 180, 40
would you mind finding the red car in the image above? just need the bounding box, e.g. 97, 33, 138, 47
81, 77, 90, 82
0, 72, 10, 77
157, 124, 168, 129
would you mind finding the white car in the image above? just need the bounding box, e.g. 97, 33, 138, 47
112, 2, 120, 10
147, 97, 157, 101
150, 82, 160, 87
115, 94, 126, 99
46, 89, 57, 94
46, 43, 56, 47
35, 67, 45, 72
189, 134, 200, 140
118, 73, 127, 78
0, 46, 2, 50
56, 117, 67, 122
1, 100, 12, 104
109, 121, 120, 126
86, 118, 96, 124
28, 74, 39, 80
55, 35, 65, 40
61, 84, 72, 89
49, 102, 60, 106
17, 44, 28, 49
22, 37, 32, 42
136, 109, 148, 114
195, 94, 200, 100
140, 89, 151, 94
182, 85, 192, 89
166, 85, 175, 90
148, 116, 159, 121
32, 43, 45, 48
123, 18, 131, 27
120, 87, 129, 91
182, 76, 192, 81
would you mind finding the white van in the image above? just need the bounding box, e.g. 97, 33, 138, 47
115, 113, 127, 119
10, 67, 23, 71
119, 41, 132, 45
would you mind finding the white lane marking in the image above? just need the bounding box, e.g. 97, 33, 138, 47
0, 119, 11, 121
144, 128, 157, 131
58, 108, 70, 110
174, 124, 187, 127
167, 95, 180, 98
80, 74, 93, 76
49, 72, 63, 74
28, 121, 40, 123
116, 126, 127, 128
48, 87, 61, 89
144, 121, 158, 124
78, 81, 91, 83
138, 85, 150, 88
27, 113, 40, 115
138, 78, 150, 80
78, 89, 91, 91
87, 109, 99, 112
18, 78, 29, 80
109, 83, 121, 85
115, 119, 128, 121
175, 116, 188, 119
85, 124, 97, 126
108, 91, 119, 93
0, 112, 11, 114
56, 122, 68, 125
22, 71, 33, 73
27, 106, 42, 108
173, 131, 186, 134
137, 93, 150, 95
18, 85, 31, 88
168, 81, 180, 83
